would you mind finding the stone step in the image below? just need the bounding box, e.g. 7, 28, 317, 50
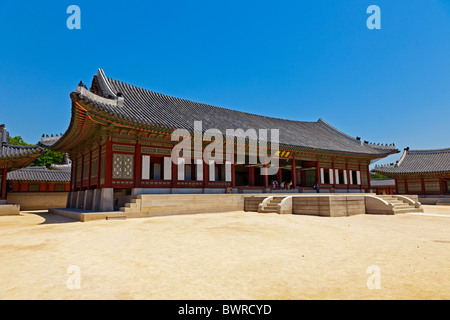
392, 203, 412, 208
258, 209, 278, 213
393, 207, 424, 214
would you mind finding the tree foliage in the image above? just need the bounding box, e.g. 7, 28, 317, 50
370, 172, 389, 180
9, 136, 63, 168
33, 150, 63, 168
9, 136, 34, 146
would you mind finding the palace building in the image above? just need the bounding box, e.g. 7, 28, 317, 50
48, 68, 398, 211
0, 124, 44, 210
374, 148, 450, 196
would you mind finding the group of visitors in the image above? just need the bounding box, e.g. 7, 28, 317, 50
271, 180, 294, 190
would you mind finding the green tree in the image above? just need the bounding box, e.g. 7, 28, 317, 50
33, 150, 64, 168
370, 172, 389, 180
9, 136, 34, 146
9, 136, 63, 168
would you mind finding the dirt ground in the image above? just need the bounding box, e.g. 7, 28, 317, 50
0, 206, 449, 300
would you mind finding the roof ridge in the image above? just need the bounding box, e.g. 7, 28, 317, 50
103, 70, 318, 124
317, 118, 359, 143
408, 148, 450, 153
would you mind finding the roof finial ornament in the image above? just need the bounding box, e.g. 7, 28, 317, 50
78, 81, 87, 89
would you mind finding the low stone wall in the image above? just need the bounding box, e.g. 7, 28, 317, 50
0, 204, 20, 216
292, 195, 366, 217
244, 196, 267, 212
127, 194, 247, 218
6, 192, 68, 211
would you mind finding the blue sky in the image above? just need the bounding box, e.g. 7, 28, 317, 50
0, 0, 449, 166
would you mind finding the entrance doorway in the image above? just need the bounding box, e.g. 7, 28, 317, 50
443, 180, 450, 194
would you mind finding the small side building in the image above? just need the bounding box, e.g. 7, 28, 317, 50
374, 148, 450, 204
6, 159, 71, 211
369, 178, 396, 195
0, 124, 44, 214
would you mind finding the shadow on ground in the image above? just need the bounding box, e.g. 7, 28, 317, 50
21, 210, 78, 224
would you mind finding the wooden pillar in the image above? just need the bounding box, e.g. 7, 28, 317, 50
104, 140, 113, 188
277, 167, 282, 183
263, 165, 269, 188
316, 160, 320, 186
420, 177, 425, 195
367, 164, 371, 191
80, 153, 85, 190
231, 163, 235, 187
87, 150, 93, 190
291, 158, 296, 188
134, 143, 142, 188
331, 160, 336, 188
439, 177, 444, 195
249, 166, 255, 186
1, 168, 7, 200
172, 160, 177, 188
71, 158, 76, 192
404, 178, 409, 194
203, 161, 208, 189
345, 162, 350, 187
97, 145, 102, 187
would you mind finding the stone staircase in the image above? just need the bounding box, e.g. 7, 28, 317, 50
258, 196, 286, 213
120, 197, 143, 218
377, 195, 424, 214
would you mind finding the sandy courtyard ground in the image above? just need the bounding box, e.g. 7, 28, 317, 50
0, 206, 449, 300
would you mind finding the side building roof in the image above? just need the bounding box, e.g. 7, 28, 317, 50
0, 124, 44, 171
50, 68, 399, 158
374, 148, 450, 175
7, 165, 71, 182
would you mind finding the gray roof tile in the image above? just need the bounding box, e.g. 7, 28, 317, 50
374, 148, 450, 175
7, 165, 71, 182
70, 69, 398, 157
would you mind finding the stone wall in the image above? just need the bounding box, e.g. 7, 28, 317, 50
6, 192, 69, 211
124, 194, 248, 218
292, 195, 365, 217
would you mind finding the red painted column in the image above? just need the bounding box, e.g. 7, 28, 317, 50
80, 153, 85, 190
231, 163, 235, 188
1, 168, 7, 200
263, 165, 269, 188
134, 143, 142, 188
439, 177, 444, 195
316, 160, 320, 186
249, 166, 255, 186
104, 140, 113, 188
420, 177, 425, 195
345, 162, 350, 187
97, 145, 102, 187
291, 158, 296, 189
277, 167, 282, 183
71, 158, 76, 192
87, 150, 92, 190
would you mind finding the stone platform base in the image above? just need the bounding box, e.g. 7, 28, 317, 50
0, 203, 20, 216
49, 208, 125, 222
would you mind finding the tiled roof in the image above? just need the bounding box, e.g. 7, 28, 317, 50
374, 148, 450, 175
0, 124, 44, 159
63, 68, 399, 157
370, 178, 396, 187
7, 165, 71, 182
